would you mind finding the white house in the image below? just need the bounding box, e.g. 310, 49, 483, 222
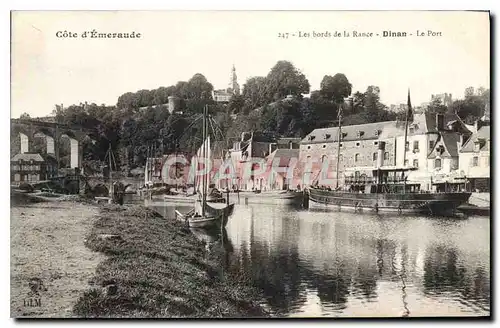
459, 124, 490, 191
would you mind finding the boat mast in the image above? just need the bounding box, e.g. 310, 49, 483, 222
402, 89, 412, 194
201, 105, 207, 217
335, 103, 343, 189
108, 143, 113, 198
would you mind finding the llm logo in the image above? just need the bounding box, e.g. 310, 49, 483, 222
23, 278, 46, 308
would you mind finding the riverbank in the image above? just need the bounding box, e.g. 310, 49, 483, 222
73, 204, 268, 318
11, 200, 104, 317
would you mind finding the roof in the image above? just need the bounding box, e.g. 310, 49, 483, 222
301, 121, 398, 144
428, 132, 461, 159
344, 165, 418, 172
460, 125, 490, 153
213, 89, 233, 97
277, 137, 301, 145
267, 149, 299, 167
423, 112, 461, 132
11, 153, 45, 162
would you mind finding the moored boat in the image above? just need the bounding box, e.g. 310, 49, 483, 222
307, 90, 471, 216
175, 105, 234, 230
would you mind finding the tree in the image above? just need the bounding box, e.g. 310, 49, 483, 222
19, 112, 30, 119
186, 74, 213, 101
153, 87, 172, 105
363, 86, 384, 121
241, 76, 267, 113
228, 94, 245, 114
427, 98, 448, 114
117, 92, 139, 109
264, 61, 310, 102
464, 86, 475, 98
319, 73, 352, 104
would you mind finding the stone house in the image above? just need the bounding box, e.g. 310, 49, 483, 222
297, 112, 473, 191
11, 152, 52, 185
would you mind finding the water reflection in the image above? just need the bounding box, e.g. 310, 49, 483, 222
152, 201, 490, 317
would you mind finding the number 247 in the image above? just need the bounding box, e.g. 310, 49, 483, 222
278, 33, 289, 39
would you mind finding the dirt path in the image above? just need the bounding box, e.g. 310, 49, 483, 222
10, 201, 105, 318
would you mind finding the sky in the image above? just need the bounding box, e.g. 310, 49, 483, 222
11, 11, 490, 118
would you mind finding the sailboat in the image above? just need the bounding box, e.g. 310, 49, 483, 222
176, 105, 234, 229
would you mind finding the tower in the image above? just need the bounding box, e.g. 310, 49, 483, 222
229, 65, 240, 95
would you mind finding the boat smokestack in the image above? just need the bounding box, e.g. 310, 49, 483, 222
377, 141, 386, 168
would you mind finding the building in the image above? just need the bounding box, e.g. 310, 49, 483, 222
458, 121, 490, 192
262, 148, 300, 191
297, 112, 473, 191
213, 65, 240, 103
431, 93, 453, 107
11, 152, 54, 185
224, 132, 302, 191
298, 120, 399, 189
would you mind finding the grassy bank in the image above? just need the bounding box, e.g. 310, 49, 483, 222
73, 205, 268, 318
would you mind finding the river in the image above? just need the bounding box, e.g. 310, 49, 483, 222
147, 200, 490, 318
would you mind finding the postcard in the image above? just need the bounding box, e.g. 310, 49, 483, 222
10, 10, 490, 319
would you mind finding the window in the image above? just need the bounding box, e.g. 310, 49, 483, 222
384, 152, 389, 160
413, 159, 419, 168
409, 127, 414, 134
339, 154, 343, 162
414, 124, 419, 131
355, 153, 360, 162
472, 156, 479, 167
373, 152, 378, 161
321, 155, 327, 163
405, 141, 410, 151
429, 140, 435, 150
413, 141, 419, 152
322, 144, 326, 148
340, 143, 343, 147
355, 142, 360, 147
307, 155, 311, 160
404, 160, 409, 166
357, 131, 365, 138
474, 142, 480, 152
325, 134, 331, 139
374, 130, 381, 137
435, 159, 442, 169
373, 141, 379, 146
307, 146, 311, 150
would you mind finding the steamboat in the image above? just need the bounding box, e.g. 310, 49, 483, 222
307, 90, 471, 216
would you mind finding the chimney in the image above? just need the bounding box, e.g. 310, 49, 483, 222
377, 141, 386, 168
268, 143, 277, 156
475, 119, 484, 132
436, 114, 444, 131
289, 141, 293, 149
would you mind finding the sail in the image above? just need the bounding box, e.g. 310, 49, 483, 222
195, 136, 212, 196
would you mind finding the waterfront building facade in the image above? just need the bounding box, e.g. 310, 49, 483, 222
297, 112, 473, 191
459, 122, 490, 192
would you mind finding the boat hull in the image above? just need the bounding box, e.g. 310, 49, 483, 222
308, 189, 472, 216
229, 191, 304, 205
187, 212, 229, 229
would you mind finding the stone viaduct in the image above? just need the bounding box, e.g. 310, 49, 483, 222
11, 118, 99, 169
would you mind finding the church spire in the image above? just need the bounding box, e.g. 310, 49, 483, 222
229, 64, 240, 95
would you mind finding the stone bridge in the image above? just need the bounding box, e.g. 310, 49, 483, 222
83, 176, 145, 193
11, 118, 99, 169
